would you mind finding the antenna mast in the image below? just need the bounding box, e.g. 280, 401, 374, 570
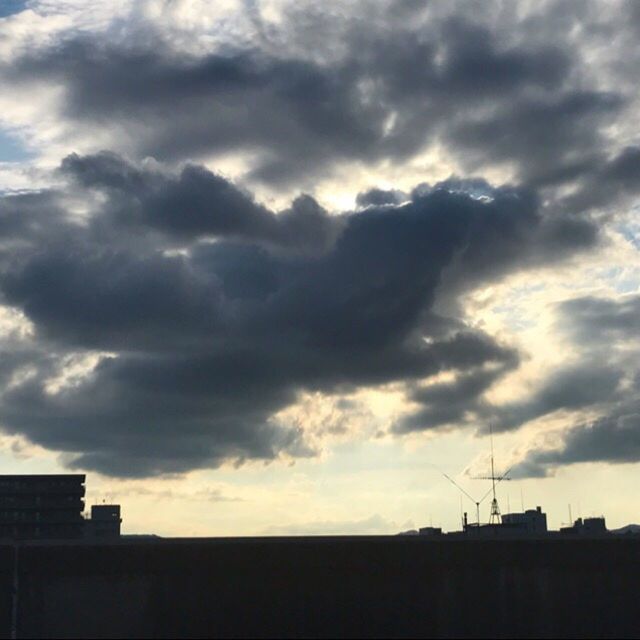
472, 424, 511, 525
437, 426, 511, 531
489, 424, 501, 524
442, 472, 481, 527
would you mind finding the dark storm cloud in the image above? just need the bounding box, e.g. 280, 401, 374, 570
0, 351, 313, 477
0, 190, 66, 243
9, 41, 388, 184
61, 152, 341, 252
394, 359, 517, 433
557, 294, 640, 344
0, 156, 600, 476
558, 146, 640, 213
515, 408, 640, 478
511, 293, 640, 476
394, 355, 623, 435
1, 245, 226, 350
2, 0, 634, 476
0, 332, 518, 477
448, 91, 623, 186
490, 365, 624, 432
423, 179, 598, 302
426, 17, 570, 96
356, 188, 408, 208
397, 286, 637, 437
6, 9, 618, 192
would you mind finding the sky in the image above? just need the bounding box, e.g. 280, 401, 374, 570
0, 0, 638, 537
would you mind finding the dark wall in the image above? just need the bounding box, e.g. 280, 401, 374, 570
5, 537, 640, 638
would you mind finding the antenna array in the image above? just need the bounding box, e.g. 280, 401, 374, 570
440, 424, 511, 528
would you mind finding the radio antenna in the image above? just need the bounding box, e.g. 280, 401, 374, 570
442, 472, 482, 527
472, 424, 511, 524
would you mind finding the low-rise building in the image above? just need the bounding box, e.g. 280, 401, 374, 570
418, 526, 442, 537
560, 516, 607, 536
501, 506, 548, 534
456, 506, 549, 538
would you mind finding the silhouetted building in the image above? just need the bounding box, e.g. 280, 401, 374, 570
411, 505, 613, 539
0, 474, 85, 540
560, 516, 608, 536
418, 526, 442, 537
458, 506, 549, 538
501, 506, 548, 534
86, 504, 122, 539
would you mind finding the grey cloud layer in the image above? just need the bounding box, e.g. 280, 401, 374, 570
518, 409, 640, 478
514, 294, 640, 477
61, 152, 341, 252
0, 0, 637, 477
4, 3, 634, 197
0, 153, 598, 476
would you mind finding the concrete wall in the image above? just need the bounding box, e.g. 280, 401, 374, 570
2, 536, 639, 638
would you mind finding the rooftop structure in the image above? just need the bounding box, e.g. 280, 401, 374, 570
413, 505, 613, 539
560, 517, 607, 536
460, 507, 548, 538
418, 526, 443, 537
86, 504, 122, 539
501, 506, 548, 534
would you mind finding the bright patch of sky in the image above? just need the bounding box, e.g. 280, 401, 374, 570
617, 206, 640, 252
0, 128, 31, 162
0, 1, 28, 18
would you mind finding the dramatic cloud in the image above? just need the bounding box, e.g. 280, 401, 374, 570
0, 1, 637, 486
558, 146, 640, 213
490, 365, 625, 433
0, 152, 600, 476
2, 2, 632, 200
394, 360, 517, 433
557, 294, 640, 344
517, 409, 640, 478
514, 294, 640, 477
60, 152, 341, 252
449, 91, 623, 187
356, 188, 408, 208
